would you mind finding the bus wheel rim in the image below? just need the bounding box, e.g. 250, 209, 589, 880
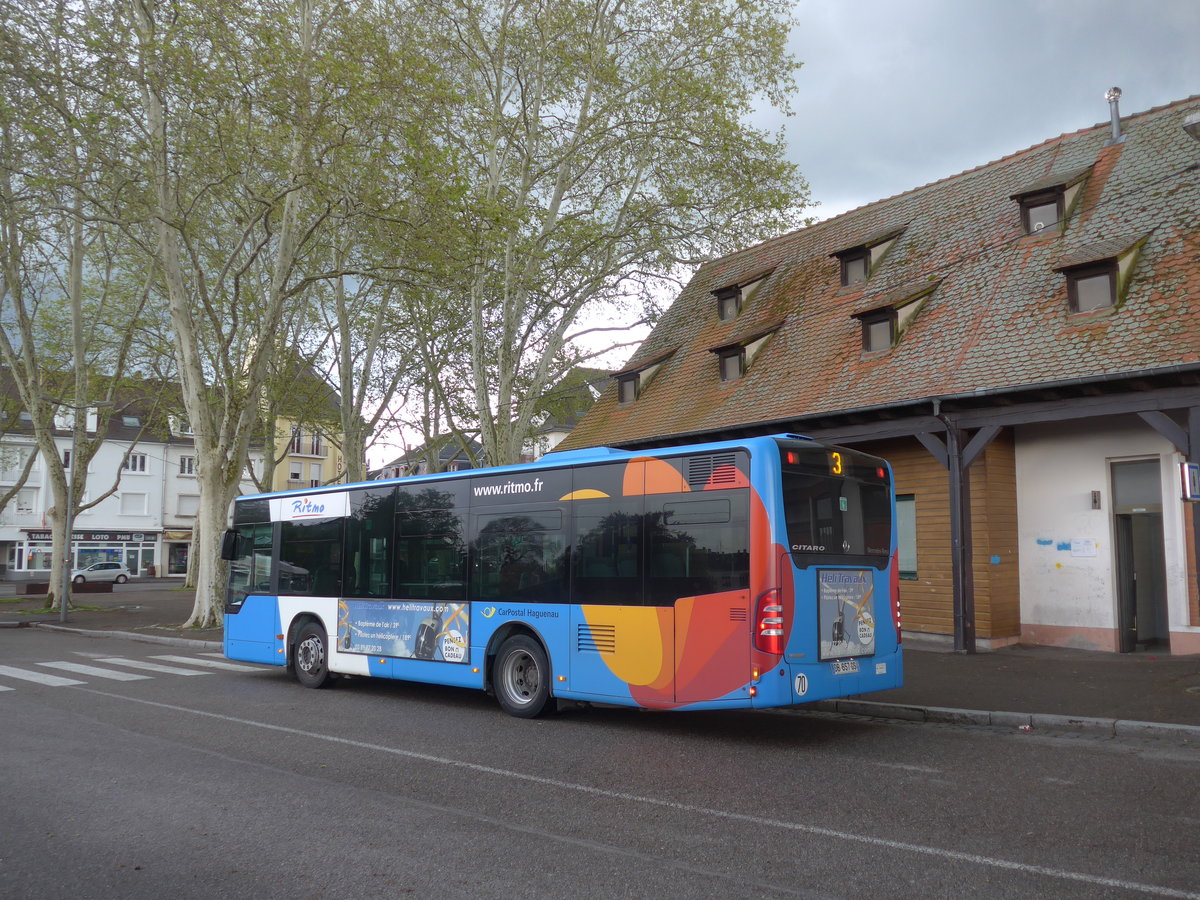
298, 636, 324, 672
503, 650, 537, 704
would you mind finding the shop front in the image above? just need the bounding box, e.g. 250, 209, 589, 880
11, 530, 159, 578
163, 530, 192, 577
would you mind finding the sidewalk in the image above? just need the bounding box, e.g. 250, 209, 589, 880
4, 584, 1198, 737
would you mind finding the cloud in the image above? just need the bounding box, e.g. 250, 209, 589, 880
778, 0, 1200, 218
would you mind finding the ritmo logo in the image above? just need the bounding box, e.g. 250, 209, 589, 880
291, 497, 326, 516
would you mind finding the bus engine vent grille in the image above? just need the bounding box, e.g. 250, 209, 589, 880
687, 453, 739, 488
729, 607, 748, 622
577, 624, 616, 654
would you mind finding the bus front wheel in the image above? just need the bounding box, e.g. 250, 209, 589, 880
494, 635, 554, 718
294, 622, 332, 689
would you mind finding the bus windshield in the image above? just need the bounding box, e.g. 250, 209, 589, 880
779, 443, 891, 560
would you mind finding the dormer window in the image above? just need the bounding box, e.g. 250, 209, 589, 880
852, 281, 939, 353
613, 348, 675, 404
1054, 234, 1146, 315
832, 225, 906, 289
718, 348, 744, 382
618, 374, 640, 403
716, 287, 740, 321
710, 325, 780, 383
1021, 192, 1062, 235
840, 250, 869, 287
1010, 166, 1091, 236
860, 310, 896, 352
713, 273, 770, 321
1066, 260, 1117, 312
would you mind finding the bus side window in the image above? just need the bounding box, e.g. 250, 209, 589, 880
472, 510, 567, 603
279, 518, 344, 597
345, 487, 395, 598
395, 510, 466, 601
645, 494, 750, 604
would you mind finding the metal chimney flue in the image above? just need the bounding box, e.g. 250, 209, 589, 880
1105, 87, 1125, 145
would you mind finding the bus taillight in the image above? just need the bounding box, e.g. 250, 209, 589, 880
755, 588, 786, 655
890, 550, 902, 642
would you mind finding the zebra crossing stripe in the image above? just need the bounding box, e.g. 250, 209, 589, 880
38, 661, 152, 682
96, 657, 212, 676
0, 665, 85, 686
150, 655, 265, 672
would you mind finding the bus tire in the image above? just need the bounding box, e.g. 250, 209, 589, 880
294, 622, 332, 689
494, 635, 554, 718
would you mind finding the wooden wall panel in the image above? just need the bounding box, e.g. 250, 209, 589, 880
861, 431, 1020, 640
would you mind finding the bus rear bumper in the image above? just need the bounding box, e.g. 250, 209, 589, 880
754, 649, 904, 708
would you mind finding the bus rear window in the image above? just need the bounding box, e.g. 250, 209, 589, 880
782, 472, 891, 559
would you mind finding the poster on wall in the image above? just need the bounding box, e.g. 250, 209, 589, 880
818, 569, 876, 661
336, 599, 469, 664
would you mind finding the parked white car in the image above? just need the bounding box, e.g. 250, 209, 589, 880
72, 562, 131, 584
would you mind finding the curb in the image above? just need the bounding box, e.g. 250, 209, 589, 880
812, 698, 1200, 740
32, 623, 223, 651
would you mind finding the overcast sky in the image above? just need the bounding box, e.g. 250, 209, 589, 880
774, 0, 1200, 220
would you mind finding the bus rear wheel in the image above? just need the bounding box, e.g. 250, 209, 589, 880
494, 635, 554, 718
294, 622, 332, 689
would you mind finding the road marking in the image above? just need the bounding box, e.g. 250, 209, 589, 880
38, 662, 151, 682
96, 657, 213, 676
150, 655, 264, 672
0, 684, 12, 692
0, 665, 85, 687
87, 689, 1200, 900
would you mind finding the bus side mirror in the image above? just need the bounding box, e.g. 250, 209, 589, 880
220, 529, 240, 561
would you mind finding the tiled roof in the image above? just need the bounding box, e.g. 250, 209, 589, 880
562, 95, 1200, 450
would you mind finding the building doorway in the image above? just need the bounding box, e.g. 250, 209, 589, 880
1111, 459, 1169, 652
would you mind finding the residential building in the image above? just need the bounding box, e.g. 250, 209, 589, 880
373, 437, 484, 480
559, 93, 1200, 655
0, 384, 261, 580
266, 360, 349, 491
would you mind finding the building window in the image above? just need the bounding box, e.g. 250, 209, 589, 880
16, 488, 35, 515
713, 274, 769, 321
62, 449, 71, 469
122, 416, 141, 427
290, 427, 303, 455
839, 249, 869, 287
716, 288, 741, 321
1020, 192, 1062, 235
832, 227, 905, 290
897, 494, 916, 579
718, 348, 744, 382
618, 374, 639, 404
179, 455, 196, 476
309, 463, 322, 487
1066, 260, 1117, 313
120, 492, 147, 515
289, 463, 303, 482
123, 452, 147, 473
1010, 166, 1090, 237
310, 433, 323, 456
177, 494, 200, 517
861, 311, 896, 352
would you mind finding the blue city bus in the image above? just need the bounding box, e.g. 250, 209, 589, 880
221, 434, 902, 717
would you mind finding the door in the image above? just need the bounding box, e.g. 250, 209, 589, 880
1111, 460, 1169, 652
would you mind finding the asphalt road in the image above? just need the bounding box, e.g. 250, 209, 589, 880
1, 628, 1197, 900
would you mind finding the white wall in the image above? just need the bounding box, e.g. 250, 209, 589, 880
1015, 415, 1190, 635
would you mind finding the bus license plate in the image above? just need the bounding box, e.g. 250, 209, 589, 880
831, 659, 859, 675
